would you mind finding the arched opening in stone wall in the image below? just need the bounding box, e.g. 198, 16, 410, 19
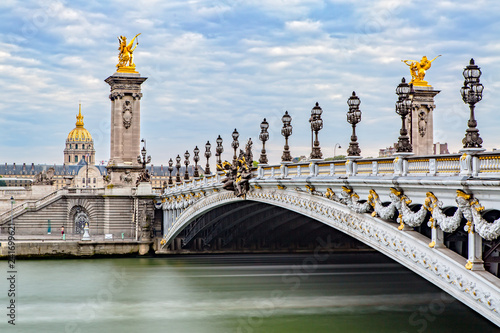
70, 205, 90, 234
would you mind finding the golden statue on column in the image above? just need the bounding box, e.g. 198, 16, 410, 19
402, 55, 441, 86
116, 33, 141, 73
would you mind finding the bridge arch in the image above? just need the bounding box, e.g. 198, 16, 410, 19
161, 189, 500, 325
170, 200, 357, 251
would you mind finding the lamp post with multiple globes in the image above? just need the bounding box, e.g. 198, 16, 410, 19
281, 111, 293, 162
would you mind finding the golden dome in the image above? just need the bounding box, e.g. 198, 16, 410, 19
67, 104, 92, 141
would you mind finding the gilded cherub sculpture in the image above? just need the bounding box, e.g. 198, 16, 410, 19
117, 33, 141, 73
402, 55, 441, 86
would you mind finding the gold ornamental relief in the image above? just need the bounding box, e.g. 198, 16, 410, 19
401, 55, 441, 87
117, 33, 141, 73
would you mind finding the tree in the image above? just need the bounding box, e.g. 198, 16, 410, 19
325, 155, 346, 161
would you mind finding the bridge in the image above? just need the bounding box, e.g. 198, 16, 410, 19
158, 151, 500, 325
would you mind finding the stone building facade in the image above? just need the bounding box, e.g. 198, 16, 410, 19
64, 104, 96, 165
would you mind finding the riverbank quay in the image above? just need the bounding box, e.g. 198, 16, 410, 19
0, 234, 154, 258
0, 234, 375, 258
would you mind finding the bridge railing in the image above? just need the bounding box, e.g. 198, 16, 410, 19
479, 153, 500, 173
162, 151, 500, 195
0, 188, 66, 224
66, 188, 105, 195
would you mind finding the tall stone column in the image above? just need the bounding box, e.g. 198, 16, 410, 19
104, 73, 147, 187
410, 87, 440, 156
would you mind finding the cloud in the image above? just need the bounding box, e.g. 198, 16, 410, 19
0, 0, 499, 166
285, 19, 322, 32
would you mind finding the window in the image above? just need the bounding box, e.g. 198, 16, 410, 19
68, 156, 71, 162
93, 178, 96, 183
75, 144, 78, 149
75, 155, 78, 162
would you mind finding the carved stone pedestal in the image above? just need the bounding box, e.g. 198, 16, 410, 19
346, 156, 362, 176
393, 152, 414, 176
136, 182, 153, 196
459, 147, 485, 177
411, 86, 440, 156
104, 72, 147, 187
309, 159, 323, 177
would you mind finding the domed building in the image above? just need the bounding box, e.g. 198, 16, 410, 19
0, 102, 173, 194
64, 104, 95, 165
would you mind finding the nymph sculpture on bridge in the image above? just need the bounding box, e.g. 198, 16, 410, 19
218, 139, 254, 197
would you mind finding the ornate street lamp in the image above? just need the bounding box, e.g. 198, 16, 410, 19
216, 135, 223, 167
461, 58, 484, 148
395, 78, 414, 153
281, 111, 293, 162
231, 128, 239, 165
259, 118, 269, 164
184, 150, 190, 180
135, 138, 152, 186
137, 138, 151, 168
193, 146, 200, 178
204, 141, 211, 175
309, 102, 323, 159
168, 158, 174, 185
175, 154, 181, 184
346, 92, 362, 156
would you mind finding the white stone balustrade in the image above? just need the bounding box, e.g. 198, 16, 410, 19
163, 152, 500, 198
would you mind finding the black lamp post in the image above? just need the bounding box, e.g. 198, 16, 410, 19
184, 150, 190, 180
259, 118, 269, 164
137, 138, 151, 168
395, 78, 414, 153
205, 141, 211, 175
309, 102, 323, 159
193, 146, 200, 178
10, 196, 14, 234
346, 92, 362, 156
231, 128, 239, 165
168, 158, 173, 185
461, 58, 484, 148
216, 135, 223, 167
175, 155, 181, 184
281, 111, 293, 162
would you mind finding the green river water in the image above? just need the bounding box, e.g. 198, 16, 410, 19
0, 253, 497, 332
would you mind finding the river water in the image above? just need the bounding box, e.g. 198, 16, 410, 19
1, 253, 497, 332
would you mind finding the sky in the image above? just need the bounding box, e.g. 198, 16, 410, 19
1, 0, 500, 167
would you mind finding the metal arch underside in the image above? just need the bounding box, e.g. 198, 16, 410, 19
176, 201, 362, 251
162, 190, 500, 326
